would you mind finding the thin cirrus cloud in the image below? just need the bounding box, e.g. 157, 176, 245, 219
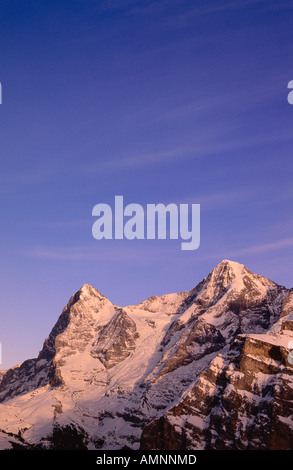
84, 131, 291, 174
121, 0, 271, 24
75, 146, 194, 176
179, 189, 252, 211
164, 0, 273, 26
2, 126, 290, 188
217, 237, 293, 258
22, 243, 177, 263
23, 236, 293, 265
22, 245, 127, 262
152, 78, 285, 124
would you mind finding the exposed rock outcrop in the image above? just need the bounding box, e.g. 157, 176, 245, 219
140, 333, 293, 450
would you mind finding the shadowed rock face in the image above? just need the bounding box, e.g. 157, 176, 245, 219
156, 318, 226, 377
0, 297, 72, 401
140, 335, 293, 450
90, 308, 139, 368
0, 285, 111, 401
0, 260, 292, 450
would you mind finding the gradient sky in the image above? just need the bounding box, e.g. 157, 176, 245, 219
1, 0, 293, 369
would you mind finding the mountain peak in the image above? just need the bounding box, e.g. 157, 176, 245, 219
210, 259, 277, 290
79, 283, 93, 291
213, 259, 245, 275
207, 259, 245, 292
78, 283, 105, 299
192, 259, 278, 315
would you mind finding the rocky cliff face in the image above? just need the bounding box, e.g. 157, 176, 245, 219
90, 308, 139, 368
140, 332, 293, 450
0, 284, 116, 400
0, 371, 6, 385
0, 260, 292, 450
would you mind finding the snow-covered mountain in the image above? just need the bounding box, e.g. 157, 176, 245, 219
0, 260, 292, 450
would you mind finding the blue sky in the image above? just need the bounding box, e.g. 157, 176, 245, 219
1, 0, 293, 369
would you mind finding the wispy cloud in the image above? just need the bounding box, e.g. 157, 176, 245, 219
22, 244, 131, 262
22, 243, 175, 263
111, 0, 272, 22
127, 0, 177, 17
80, 146, 194, 173
77, 126, 292, 177
163, 0, 271, 27
24, 246, 87, 261
36, 218, 91, 229
261, 1, 293, 12
180, 189, 253, 211
216, 237, 293, 258
100, 0, 138, 12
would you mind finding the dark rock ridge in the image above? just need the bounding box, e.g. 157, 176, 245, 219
0, 284, 112, 401
90, 308, 139, 368
140, 334, 293, 450
156, 318, 226, 377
